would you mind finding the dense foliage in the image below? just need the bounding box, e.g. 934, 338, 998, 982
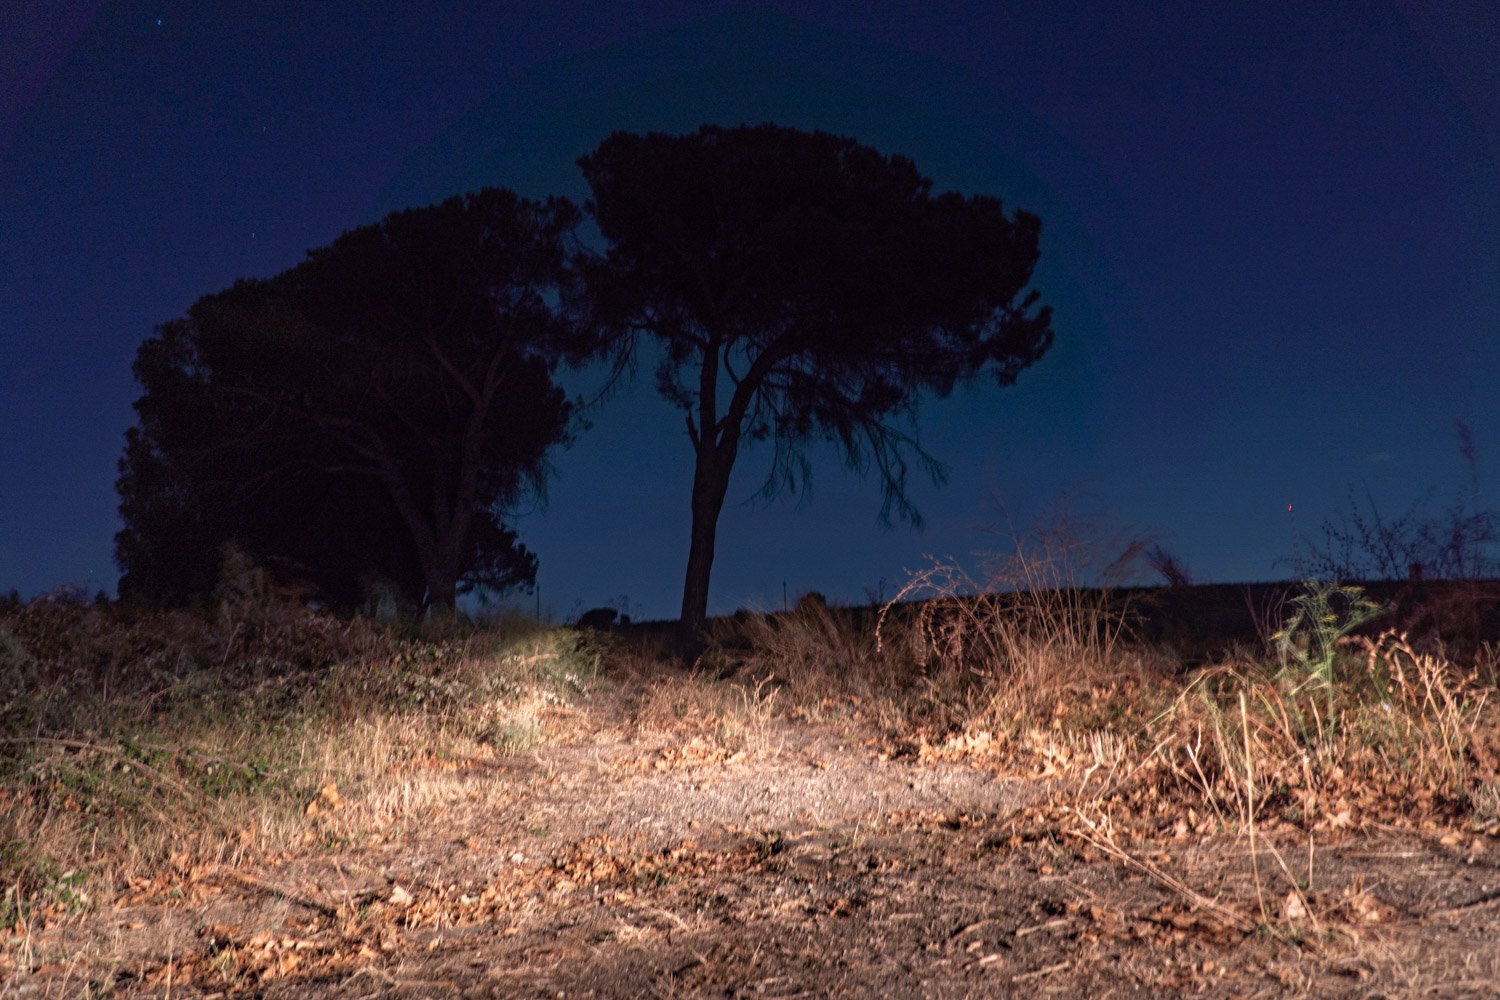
117, 189, 581, 612
579, 124, 1054, 630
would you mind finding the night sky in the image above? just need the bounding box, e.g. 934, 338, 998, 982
3, 2, 1497, 620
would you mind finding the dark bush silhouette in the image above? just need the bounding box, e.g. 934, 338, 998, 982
575, 607, 627, 630
117, 189, 580, 613
579, 124, 1054, 633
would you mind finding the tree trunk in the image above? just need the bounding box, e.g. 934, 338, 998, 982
423, 553, 459, 616
381, 471, 465, 619
405, 534, 459, 617
678, 333, 761, 644
679, 447, 733, 637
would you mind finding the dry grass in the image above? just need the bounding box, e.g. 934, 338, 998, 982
1147, 629, 1495, 833
696, 518, 1164, 752
629, 667, 784, 758
3, 530, 1498, 989
704, 535, 1499, 944
707, 600, 910, 729
875, 514, 1163, 739
0, 598, 605, 933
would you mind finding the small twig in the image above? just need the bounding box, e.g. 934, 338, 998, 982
1418, 888, 1500, 920
1241, 693, 1271, 927
670, 954, 706, 978
348, 964, 399, 986
1340, 851, 1423, 860
1015, 917, 1069, 937
950, 917, 996, 939
1307, 831, 1316, 898
1013, 960, 1070, 983
1051, 877, 1103, 904
642, 904, 690, 932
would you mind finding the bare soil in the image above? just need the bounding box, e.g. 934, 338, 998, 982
6, 672, 1499, 999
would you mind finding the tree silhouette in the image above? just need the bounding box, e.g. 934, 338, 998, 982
579, 124, 1054, 633
117, 188, 579, 613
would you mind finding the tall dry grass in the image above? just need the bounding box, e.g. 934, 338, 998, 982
696, 514, 1167, 757
707, 600, 899, 723
873, 514, 1168, 750
1147, 628, 1496, 832
710, 523, 1498, 842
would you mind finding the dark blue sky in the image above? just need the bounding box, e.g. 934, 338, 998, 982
3, 2, 1497, 619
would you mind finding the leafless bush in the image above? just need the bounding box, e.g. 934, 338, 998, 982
1293, 421, 1497, 584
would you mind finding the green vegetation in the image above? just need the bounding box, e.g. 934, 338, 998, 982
1271, 579, 1388, 722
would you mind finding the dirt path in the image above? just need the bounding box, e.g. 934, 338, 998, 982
7, 677, 1500, 998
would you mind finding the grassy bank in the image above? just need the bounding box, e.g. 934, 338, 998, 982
2, 567, 1497, 950
0, 596, 608, 935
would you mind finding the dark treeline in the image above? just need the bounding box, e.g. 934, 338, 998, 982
117, 124, 1054, 629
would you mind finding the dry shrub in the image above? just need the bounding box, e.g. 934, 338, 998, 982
716, 603, 890, 704
1077, 630, 1500, 939
0, 592, 384, 740
1351, 631, 1493, 797
1478, 641, 1500, 690
875, 512, 1151, 736
1148, 630, 1494, 829
631, 669, 784, 759
662, 602, 893, 742
1396, 579, 1500, 659
632, 669, 740, 737
702, 511, 1167, 753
